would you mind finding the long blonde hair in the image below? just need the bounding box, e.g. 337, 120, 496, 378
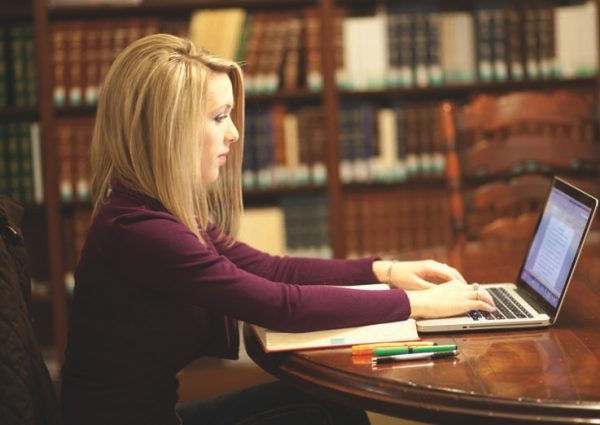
90, 34, 245, 243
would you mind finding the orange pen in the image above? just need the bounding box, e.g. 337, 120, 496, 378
351, 341, 436, 356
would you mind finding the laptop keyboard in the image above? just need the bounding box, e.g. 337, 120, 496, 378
468, 287, 533, 321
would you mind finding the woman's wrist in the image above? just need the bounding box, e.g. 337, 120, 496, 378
372, 260, 397, 285
405, 291, 424, 319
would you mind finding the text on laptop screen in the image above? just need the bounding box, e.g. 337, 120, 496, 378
520, 187, 593, 308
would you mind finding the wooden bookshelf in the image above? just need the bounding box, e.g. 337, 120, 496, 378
3, 0, 598, 365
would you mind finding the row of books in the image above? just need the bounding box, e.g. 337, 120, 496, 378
51, 17, 164, 107
52, 100, 448, 199
52, 108, 326, 203
49, 7, 324, 107
338, 101, 445, 184
344, 188, 452, 258
0, 23, 37, 108
0, 121, 43, 204
243, 105, 326, 190
339, 0, 598, 90
190, 7, 324, 93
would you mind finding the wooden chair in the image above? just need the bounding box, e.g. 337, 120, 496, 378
440, 90, 600, 243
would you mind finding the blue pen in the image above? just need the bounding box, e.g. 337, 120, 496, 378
372, 349, 458, 365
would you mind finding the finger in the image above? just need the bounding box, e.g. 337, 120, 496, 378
478, 288, 496, 308
474, 299, 496, 312
429, 262, 467, 284
445, 265, 468, 284
468, 287, 496, 310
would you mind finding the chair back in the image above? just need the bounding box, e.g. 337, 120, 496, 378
440, 90, 600, 243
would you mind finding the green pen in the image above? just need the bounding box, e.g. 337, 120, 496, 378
373, 344, 457, 356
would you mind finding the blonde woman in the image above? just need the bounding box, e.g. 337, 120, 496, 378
60, 34, 495, 425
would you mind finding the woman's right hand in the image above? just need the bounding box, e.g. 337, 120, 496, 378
406, 281, 496, 319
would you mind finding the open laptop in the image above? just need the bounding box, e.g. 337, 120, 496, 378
417, 176, 598, 333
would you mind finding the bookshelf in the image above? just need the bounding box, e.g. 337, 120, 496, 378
1, 0, 598, 364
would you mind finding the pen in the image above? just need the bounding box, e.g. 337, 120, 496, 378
372, 350, 458, 365
351, 341, 436, 356
372, 344, 457, 357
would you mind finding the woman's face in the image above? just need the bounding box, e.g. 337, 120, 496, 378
202, 72, 239, 184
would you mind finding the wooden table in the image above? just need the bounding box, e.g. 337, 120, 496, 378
244, 236, 600, 424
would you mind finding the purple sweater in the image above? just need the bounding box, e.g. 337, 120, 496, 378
60, 183, 411, 425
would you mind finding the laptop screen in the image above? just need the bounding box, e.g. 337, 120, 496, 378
519, 178, 597, 312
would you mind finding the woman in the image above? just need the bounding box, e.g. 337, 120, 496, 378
60, 34, 495, 425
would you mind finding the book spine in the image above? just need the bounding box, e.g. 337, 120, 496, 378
426, 12, 443, 86
21, 25, 37, 107
0, 124, 7, 196
413, 12, 429, 87
74, 120, 92, 201
303, 7, 323, 91
0, 27, 7, 107
270, 103, 288, 186
282, 112, 300, 184
83, 21, 99, 105
67, 21, 84, 106
8, 25, 28, 107
242, 13, 266, 93
475, 6, 494, 82
97, 19, 114, 95
242, 109, 257, 190
30, 122, 44, 204
51, 22, 67, 106
393, 102, 409, 182
56, 122, 74, 202
404, 104, 420, 178
491, 5, 509, 82
18, 121, 33, 203
6, 123, 21, 200
337, 103, 354, 184
282, 17, 302, 91
506, 2, 525, 81
538, 1, 556, 78
523, 4, 541, 80
375, 108, 397, 182
305, 107, 327, 186
255, 108, 274, 189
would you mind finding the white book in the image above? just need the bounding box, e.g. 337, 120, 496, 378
342, 15, 389, 89
580, 1, 598, 76
30, 122, 44, 204
376, 108, 397, 181
555, 2, 597, 78
250, 284, 418, 352
440, 12, 476, 83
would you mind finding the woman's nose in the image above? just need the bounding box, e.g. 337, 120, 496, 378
227, 124, 239, 144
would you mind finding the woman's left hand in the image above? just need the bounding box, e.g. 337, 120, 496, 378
374, 260, 467, 290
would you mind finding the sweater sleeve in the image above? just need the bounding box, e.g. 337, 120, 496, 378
207, 224, 379, 286
110, 213, 411, 333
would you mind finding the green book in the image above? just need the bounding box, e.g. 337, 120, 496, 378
23, 25, 37, 107
6, 122, 21, 200
0, 29, 8, 107
0, 124, 8, 196
18, 121, 34, 203
9, 25, 27, 107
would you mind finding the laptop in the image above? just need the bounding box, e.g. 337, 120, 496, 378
417, 177, 598, 333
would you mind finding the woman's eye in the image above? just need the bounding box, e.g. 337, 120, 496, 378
215, 115, 228, 123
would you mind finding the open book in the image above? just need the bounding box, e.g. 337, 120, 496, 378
250, 284, 419, 352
